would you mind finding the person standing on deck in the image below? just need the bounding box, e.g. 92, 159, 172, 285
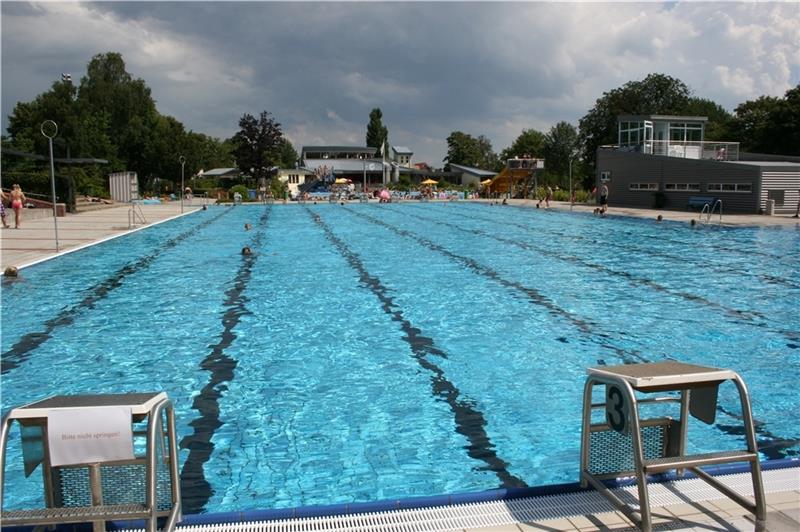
599, 183, 609, 214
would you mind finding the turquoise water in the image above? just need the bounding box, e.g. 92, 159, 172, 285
2, 203, 798, 513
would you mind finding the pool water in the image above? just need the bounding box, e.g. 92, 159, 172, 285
2, 203, 799, 513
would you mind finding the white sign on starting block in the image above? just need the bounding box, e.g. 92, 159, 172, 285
47, 407, 135, 466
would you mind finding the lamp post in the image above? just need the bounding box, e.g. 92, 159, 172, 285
179, 156, 186, 213
569, 149, 579, 212
41, 120, 60, 251
362, 157, 367, 195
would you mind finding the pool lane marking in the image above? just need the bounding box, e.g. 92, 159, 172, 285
458, 204, 800, 292
306, 206, 528, 489
375, 206, 799, 457
1, 208, 233, 375
343, 206, 646, 366
397, 205, 799, 342
179, 206, 271, 513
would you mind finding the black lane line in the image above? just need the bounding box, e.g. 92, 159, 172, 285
459, 204, 800, 291
398, 205, 800, 343
306, 206, 528, 488
386, 205, 800, 457
179, 207, 270, 513
1, 209, 232, 375
344, 206, 647, 367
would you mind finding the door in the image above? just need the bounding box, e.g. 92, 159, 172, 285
643, 121, 654, 155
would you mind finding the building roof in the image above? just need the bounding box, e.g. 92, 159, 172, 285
448, 163, 497, 177
277, 167, 314, 174
728, 161, 800, 169
392, 146, 413, 154
202, 168, 240, 177
301, 146, 376, 155
303, 158, 388, 173
618, 114, 708, 123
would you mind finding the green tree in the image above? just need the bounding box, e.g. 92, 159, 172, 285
232, 111, 284, 182
579, 73, 692, 169
726, 85, 800, 155
682, 97, 732, 141
475, 135, 499, 171
500, 129, 546, 164
76, 52, 159, 173
366, 108, 388, 156
543, 122, 579, 184
272, 138, 299, 168
444, 131, 497, 169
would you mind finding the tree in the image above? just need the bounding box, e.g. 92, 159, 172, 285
500, 129, 546, 163
365, 108, 388, 156
579, 73, 692, 169
232, 111, 284, 183
543, 122, 580, 186
475, 135, 499, 171
272, 138, 299, 168
682, 98, 732, 141
444, 131, 482, 168
76, 52, 159, 173
726, 85, 800, 155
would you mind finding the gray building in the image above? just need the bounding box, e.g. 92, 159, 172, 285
597, 115, 800, 214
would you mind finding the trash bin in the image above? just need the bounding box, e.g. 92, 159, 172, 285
766, 199, 775, 215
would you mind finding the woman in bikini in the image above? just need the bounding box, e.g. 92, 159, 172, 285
10, 184, 26, 229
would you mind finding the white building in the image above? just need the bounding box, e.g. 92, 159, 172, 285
392, 146, 413, 168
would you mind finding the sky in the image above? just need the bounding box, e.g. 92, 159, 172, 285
2, 1, 799, 167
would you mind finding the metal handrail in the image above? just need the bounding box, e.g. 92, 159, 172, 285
128, 203, 147, 229
700, 199, 723, 225
709, 199, 723, 225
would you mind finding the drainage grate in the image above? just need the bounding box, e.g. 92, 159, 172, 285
125, 467, 799, 532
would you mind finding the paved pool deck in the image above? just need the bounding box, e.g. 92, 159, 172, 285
493, 199, 800, 228
0, 203, 203, 271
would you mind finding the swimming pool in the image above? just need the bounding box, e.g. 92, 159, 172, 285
2, 203, 798, 513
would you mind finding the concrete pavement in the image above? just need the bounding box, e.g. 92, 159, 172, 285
1, 203, 202, 271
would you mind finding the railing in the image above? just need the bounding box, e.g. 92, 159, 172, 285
700, 199, 723, 225
128, 203, 147, 229
640, 141, 740, 161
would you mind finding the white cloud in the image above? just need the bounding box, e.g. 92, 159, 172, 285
3, 1, 799, 165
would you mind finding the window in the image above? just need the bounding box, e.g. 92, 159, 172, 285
600, 171, 611, 182
767, 189, 785, 206
629, 183, 659, 191
707, 183, 752, 193
664, 183, 700, 192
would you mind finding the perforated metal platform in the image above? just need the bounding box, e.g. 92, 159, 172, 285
122, 466, 799, 532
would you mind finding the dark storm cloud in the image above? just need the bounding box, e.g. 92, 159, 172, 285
3, 2, 799, 165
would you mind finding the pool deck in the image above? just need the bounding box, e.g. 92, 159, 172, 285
3, 199, 797, 273
0, 203, 202, 271
497, 199, 800, 228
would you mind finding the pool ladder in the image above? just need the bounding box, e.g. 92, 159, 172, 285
128, 203, 147, 229
700, 199, 722, 225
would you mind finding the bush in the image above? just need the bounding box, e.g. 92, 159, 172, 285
229, 184, 249, 201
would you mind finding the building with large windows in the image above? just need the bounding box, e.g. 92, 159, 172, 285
597, 115, 800, 214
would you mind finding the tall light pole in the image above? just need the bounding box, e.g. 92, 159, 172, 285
41, 120, 60, 251
569, 149, 579, 212
179, 155, 186, 213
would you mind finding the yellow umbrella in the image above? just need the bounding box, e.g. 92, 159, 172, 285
480, 178, 493, 186
421, 179, 438, 185
334, 178, 350, 184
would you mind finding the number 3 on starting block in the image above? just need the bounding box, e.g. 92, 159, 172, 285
606, 384, 630, 434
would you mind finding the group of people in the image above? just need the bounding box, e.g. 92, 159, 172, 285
1, 184, 26, 229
